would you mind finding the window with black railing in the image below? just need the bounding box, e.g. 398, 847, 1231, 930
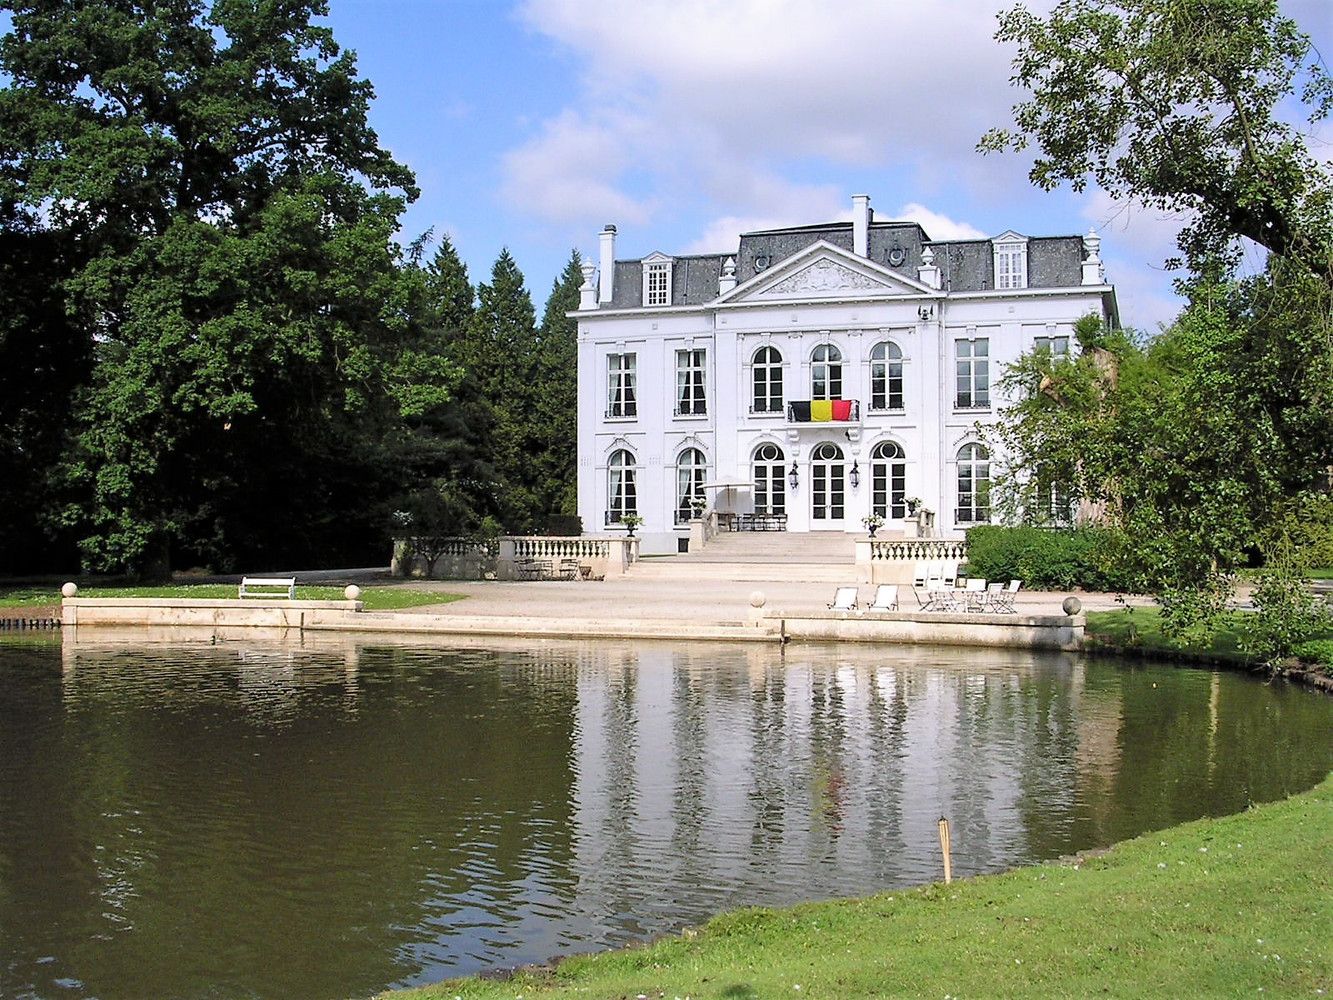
956, 443, 990, 523
675, 348, 707, 415
955, 339, 990, 409
607, 353, 637, 418
870, 341, 904, 411
607, 449, 637, 522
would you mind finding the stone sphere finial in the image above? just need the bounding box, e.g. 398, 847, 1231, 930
61, 582, 78, 598
749, 590, 767, 608
1062, 596, 1082, 615
344, 585, 362, 601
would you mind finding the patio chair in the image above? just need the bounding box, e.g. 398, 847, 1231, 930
923, 579, 960, 612
963, 577, 988, 612
991, 579, 1021, 613
559, 558, 581, 581
912, 564, 928, 589
868, 584, 899, 612
942, 561, 960, 588
827, 586, 859, 611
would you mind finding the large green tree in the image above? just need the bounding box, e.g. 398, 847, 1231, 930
981, 0, 1333, 284
0, 0, 453, 576
983, 0, 1333, 654
0, 211, 89, 574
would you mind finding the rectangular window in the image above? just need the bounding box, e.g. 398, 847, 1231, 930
1033, 335, 1070, 358
995, 246, 1027, 289
645, 262, 670, 306
872, 462, 906, 520
607, 353, 637, 418
955, 339, 990, 409
675, 349, 707, 416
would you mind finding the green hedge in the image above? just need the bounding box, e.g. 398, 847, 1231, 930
963, 525, 1135, 591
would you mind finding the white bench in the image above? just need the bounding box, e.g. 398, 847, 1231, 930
238, 576, 297, 599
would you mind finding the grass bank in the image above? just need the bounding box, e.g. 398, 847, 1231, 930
383, 776, 1331, 1000
0, 584, 465, 612
1085, 607, 1333, 672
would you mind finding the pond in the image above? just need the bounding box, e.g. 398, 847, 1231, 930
1, 634, 1329, 1000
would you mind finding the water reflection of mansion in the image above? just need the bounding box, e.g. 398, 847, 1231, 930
574, 195, 1119, 554
566, 643, 1118, 915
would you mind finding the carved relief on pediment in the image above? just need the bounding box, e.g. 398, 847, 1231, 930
757, 258, 887, 297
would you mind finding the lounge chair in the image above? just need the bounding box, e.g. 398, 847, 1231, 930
868, 584, 899, 611
827, 586, 859, 611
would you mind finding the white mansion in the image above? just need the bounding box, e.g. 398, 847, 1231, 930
573, 195, 1119, 555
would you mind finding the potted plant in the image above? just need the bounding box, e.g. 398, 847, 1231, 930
861, 512, 885, 537
688, 495, 708, 518
905, 497, 922, 516
621, 513, 644, 537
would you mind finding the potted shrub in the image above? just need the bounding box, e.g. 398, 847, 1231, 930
621, 513, 644, 537
861, 512, 885, 537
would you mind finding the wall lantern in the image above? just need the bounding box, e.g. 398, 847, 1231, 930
789, 461, 799, 491
850, 460, 860, 489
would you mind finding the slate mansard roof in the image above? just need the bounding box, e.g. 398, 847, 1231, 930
606, 218, 1089, 309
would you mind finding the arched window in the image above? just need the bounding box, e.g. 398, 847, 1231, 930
871, 441, 907, 519
869, 341, 903, 411
752, 442, 786, 515
811, 441, 845, 521
752, 345, 783, 413
956, 444, 990, 523
811, 344, 842, 400
676, 447, 707, 524
607, 449, 637, 524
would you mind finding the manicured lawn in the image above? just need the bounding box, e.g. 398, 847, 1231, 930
1084, 607, 1252, 663
0, 584, 465, 611
1085, 606, 1333, 671
1311, 567, 1333, 580
384, 776, 1332, 1000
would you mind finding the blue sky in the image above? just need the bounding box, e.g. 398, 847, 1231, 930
320, 0, 1331, 330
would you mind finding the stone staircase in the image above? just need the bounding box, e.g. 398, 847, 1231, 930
629, 530, 857, 582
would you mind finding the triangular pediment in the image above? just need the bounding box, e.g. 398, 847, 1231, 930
716, 240, 934, 304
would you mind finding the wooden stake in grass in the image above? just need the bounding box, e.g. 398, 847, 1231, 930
938, 816, 953, 884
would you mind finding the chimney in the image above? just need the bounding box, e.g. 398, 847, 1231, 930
598, 224, 617, 304
852, 194, 870, 257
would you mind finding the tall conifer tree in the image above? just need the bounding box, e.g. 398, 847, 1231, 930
533, 250, 583, 523
469, 250, 539, 531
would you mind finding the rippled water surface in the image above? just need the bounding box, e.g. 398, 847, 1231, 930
1, 634, 1330, 999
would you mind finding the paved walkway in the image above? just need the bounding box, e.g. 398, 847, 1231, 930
386, 575, 1154, 625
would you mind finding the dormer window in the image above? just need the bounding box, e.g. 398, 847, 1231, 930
992, 232, 1028, 290
642, 253, 673, 306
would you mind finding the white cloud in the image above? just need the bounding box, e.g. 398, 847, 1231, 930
894, 203, 987, 240
508, 0, 1028, 229
499, 110, 655, 226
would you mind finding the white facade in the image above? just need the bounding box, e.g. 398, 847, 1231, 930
574, 196, 1118, 554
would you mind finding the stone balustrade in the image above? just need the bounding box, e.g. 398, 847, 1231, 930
855, 537, 970, 584
393, 535, 637, 581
